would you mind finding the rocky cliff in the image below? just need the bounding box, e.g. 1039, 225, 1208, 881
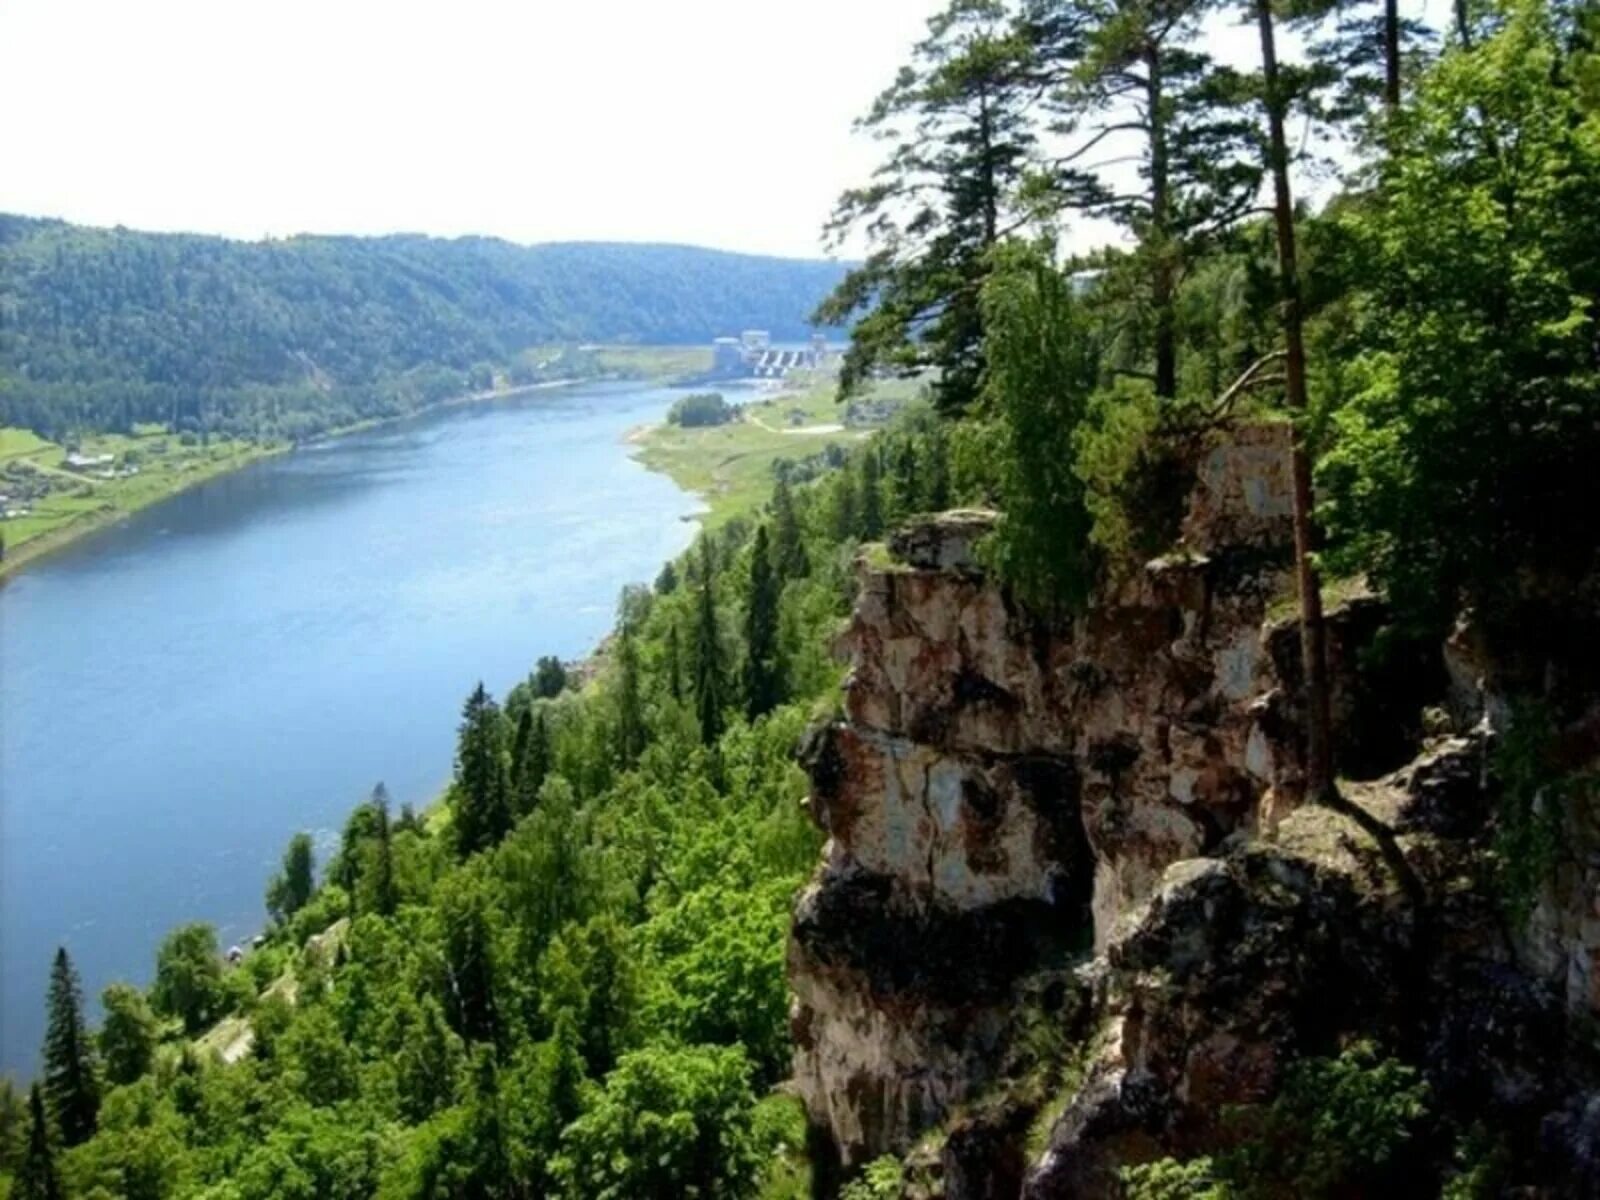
789, 425, 1600, 1197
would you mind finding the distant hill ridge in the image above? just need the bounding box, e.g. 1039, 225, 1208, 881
0, 214, 847, 440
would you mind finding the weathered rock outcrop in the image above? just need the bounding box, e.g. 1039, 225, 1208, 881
791, 426, 1320, 1172
790, 422, 1600, 1196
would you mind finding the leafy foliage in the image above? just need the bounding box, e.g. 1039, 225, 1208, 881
1121, 1042, 1431, 1199
666, 393, 739, 428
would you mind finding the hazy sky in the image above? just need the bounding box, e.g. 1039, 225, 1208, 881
0, 0, 949, 259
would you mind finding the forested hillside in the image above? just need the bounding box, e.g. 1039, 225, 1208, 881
5, 0, 1600, 1195
0, 215, 844, 440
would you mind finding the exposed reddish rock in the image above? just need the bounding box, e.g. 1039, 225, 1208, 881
791, 426, 1313, 1170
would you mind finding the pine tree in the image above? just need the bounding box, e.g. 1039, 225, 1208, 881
16, 1084, 60, 1200
1034, 0, 1260, 401
454, 682, 512, 860
769, 476, 809, 580
743, 525, 783, 720
692, 539, 727, 746
1249, 0, 1335, 801
42, 948, 97, 1147
615, 616, 646, 766
816, 0, 1042, 412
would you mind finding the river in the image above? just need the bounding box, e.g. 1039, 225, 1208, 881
0, 381, 701, 1075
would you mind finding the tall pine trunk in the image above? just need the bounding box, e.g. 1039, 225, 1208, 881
1146, 44, 1177, 400
1255, 0, 1336, 802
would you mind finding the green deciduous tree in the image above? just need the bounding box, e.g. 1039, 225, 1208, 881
437, 869, 502, 1047
501, 1017, 586, 1197
42, 947, 99, 1146
554, 1044, 762, 1200
976, 247, 1102, 612
98, 982, 159, 1087
151, 923, 225, 1035
1320, 0, 1600, 636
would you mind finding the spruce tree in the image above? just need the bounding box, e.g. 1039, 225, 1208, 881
664, 620, 685, 704
886, 436, 921, 526
454, 682, 512, 859
16, 1084, 59, 1200
510, 708, 540, 817
266, 830, 315, 923
511, 708, 534, 788
370, 785, 398, 917
832, 465, 858, 543
858, 446, 885, 540
615, 616, 646, 766
655, 559, 679, 594
521, 710, 551, 816
743, 525, 783, 720
692, 539, 727, 746
769, 476, 809, 579
924, 425, 952, 512
42, 947, 97, 1147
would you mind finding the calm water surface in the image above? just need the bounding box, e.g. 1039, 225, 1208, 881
0, 381, 700, 1073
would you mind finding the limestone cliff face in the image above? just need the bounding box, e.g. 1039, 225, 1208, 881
789, 424, 1600, 1196
790, 426, 1317, 1172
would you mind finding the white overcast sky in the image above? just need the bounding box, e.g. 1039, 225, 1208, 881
0, 0, 950, 259
0, 1, 1452, 260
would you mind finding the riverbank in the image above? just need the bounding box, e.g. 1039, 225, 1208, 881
629, 376, 919, 526
0, 432, 284, 581
0, 359, 693, 582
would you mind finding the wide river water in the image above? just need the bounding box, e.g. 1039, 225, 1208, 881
0, 381, 701, 1074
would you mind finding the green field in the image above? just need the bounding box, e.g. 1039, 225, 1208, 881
0, 428, 277, 576
589, 343, 713, 380
632, 375, 921, 525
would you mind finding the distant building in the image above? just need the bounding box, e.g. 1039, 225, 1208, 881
713, 337, 743, 375
699, 331, 840, 383
62, 451, 114, 471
